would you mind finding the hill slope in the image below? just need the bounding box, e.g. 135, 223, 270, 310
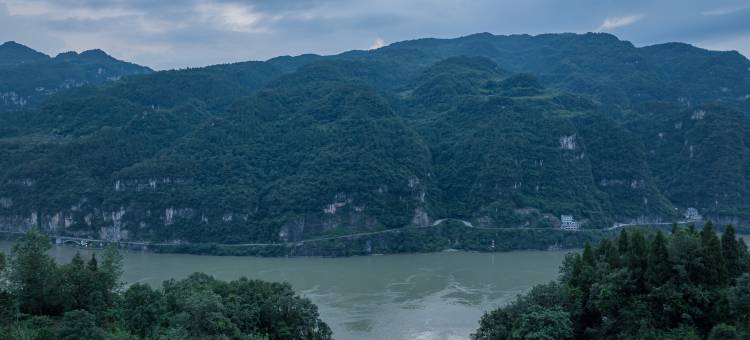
0, 33, 749, 245
0, 42, 152, 112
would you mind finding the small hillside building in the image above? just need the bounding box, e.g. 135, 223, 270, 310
684, 207, 702, 221
560, 215, 579, 230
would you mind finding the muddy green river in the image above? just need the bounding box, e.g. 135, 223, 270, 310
0, 241, 632, 339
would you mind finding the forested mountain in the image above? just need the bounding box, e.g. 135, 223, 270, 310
0, 33, 749, 245
0, 41, 152, 112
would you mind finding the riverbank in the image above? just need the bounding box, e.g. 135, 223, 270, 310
3, 220, 744, 257
149, 221, 610, 256
1, 220, 608, 256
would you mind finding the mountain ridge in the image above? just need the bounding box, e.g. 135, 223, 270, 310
0, 41, 153, 112
0, 33, 749, 248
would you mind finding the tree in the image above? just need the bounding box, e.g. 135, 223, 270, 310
56, 309, 106, 340
729, 274, 750, 327
701, 222, 728, 286
582, 242, 595, 267
665, 325, 701, 340
647, 231, 671, 287
627, 231, 648, 293
476, 224, 750, 339
100, 245, 123, 292
739, 239, 750, 273
721, 225, 741, 279
60, 252, 95, 311
474, 283, 567, 340
0, 251, 11, 323
1, 232, 332, 339
510, 305, 572, 340
474, 307, 513, 340
617, 229, 629, 263
122, 283, 163, 338
87, 253, 98, 272
708, 323, 738, 340
171, 289, 240, 338
595, 239, 618, 268
9, 229, 63, 315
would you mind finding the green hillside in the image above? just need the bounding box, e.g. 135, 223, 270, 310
0, 33, 749, 245
0, 42, 152, 112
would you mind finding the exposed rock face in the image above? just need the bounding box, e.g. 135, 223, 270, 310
4, 33, 750, 246
411, 207, 431, 227
691, 109, 706, 120
559, 135, 576, 150
0, 198, 12, 208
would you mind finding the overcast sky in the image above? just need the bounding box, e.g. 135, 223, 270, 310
1, 0, 749, 70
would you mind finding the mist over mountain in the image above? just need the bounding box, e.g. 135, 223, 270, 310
1, 32, 749, 244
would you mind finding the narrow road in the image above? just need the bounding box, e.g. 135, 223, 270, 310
2, 218, 693, 249
606, 220, 694, 231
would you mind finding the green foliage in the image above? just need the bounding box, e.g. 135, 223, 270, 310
701, 222, 729, 286
646, 231, 671, 287
56, 309, 107, 340
0, 41, 48, 66
627, 102, 750, 220
474, 225, 750, 339
9, 229, 62, 315
729, 274, 750, 328
510, 305, 572, 340
122, 283, 163, 338
1, 33, 750, 249
722, 225, 743, 279
708, 323, 738, 340
159, 273, 332, 340
0, 230, 332, 339
0, 42, 151, 112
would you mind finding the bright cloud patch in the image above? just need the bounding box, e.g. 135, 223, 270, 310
195, 1, 264, 33
369, 37, 384, 50
5, 0, 141, 20
597, 14, 644, 31
701, 3, 750, 16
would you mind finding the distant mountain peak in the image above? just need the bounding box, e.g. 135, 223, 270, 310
54, 48, 138, 65
54, 49, 111, 58
463, 32, 495, 39
0, 41, 39, 50
0, 41, 49, 66
1, 41, 23, 48
80, 48, 113, 59
54, 51, 79, 58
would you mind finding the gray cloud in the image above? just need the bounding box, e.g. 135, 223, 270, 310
1, 0, 748, 70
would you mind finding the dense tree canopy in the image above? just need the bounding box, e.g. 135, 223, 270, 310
474, 224, 750, 339
0, 230, 332, 339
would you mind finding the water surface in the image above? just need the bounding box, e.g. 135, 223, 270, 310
4, 235, 749, 339
0, 241, 645, 339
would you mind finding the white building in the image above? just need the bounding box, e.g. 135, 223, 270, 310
684, 207, 702, 221
560, 215, 579, 230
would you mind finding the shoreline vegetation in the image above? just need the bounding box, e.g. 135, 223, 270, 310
2, 221, 612, 257
0, 229, 333, 339
1, 222, 748, 338
473, 222, 750, 339
3, 220, 746, 257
